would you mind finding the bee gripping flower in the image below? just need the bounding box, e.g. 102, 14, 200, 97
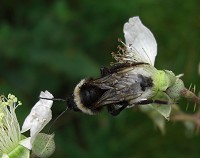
21, 90, 54, 145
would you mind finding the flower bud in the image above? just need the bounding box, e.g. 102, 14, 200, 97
166, 78, 185, 100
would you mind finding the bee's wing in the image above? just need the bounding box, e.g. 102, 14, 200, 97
94, 83, 143, 107
123, 16, 157, 66
90, 70, 144, 108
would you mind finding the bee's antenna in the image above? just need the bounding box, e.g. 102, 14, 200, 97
39, 97, 66, 102
40, 97, 69, 133
48, 107, 68, 134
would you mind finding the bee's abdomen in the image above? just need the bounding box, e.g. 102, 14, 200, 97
71, 79, 106, 115
80, 84, 105, 109
138, 75, 153, 91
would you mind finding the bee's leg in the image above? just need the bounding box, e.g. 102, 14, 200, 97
100, 64, 127, 76
100, 64, 129, 77
100, 67, 111, 77
135, 99, 169, 105
107, 102, 128, 116
100, 62, 147, 77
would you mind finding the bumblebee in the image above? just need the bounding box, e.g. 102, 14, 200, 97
40, 17, 185, 119
43, 17, 183, 117
65, 16, 182, 116
66, 62, 157, 116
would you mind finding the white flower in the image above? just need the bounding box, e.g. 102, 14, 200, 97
113, 16, 157, 66
0, 91, 54, 158
0, 94, 22, 157
21, 90, 54, 146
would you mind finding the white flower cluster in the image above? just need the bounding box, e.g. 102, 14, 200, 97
0, 91, 53, 158
0, 94, 22, 158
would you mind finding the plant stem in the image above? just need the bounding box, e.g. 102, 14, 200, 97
181, 88, 200, 105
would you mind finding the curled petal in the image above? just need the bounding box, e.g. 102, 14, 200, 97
20, 114, 32, 134
2, 154, 9, 158
21, 91, 54, 143
19, 137, 32, 150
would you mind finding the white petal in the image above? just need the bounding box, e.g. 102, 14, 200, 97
30, 109, 52, 138
2, 154, 9, 158
20, 137, 32, 150
39, 91, 54, 108
123, 16, 157, 65
21, 91, 53, 142
21, 114, 32, 133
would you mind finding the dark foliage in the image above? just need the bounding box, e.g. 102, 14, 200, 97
0, 0, 200, 157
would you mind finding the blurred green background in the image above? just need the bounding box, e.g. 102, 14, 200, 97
0, 0, 200, 157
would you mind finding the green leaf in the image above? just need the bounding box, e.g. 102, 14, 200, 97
152, 92, 172, 120
140, 105, 166, 134
32, 133, 55, 158
151, 104, 171, 120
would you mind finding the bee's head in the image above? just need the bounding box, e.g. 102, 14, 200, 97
66, 95, 81, 112
39, 95, 81, 112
